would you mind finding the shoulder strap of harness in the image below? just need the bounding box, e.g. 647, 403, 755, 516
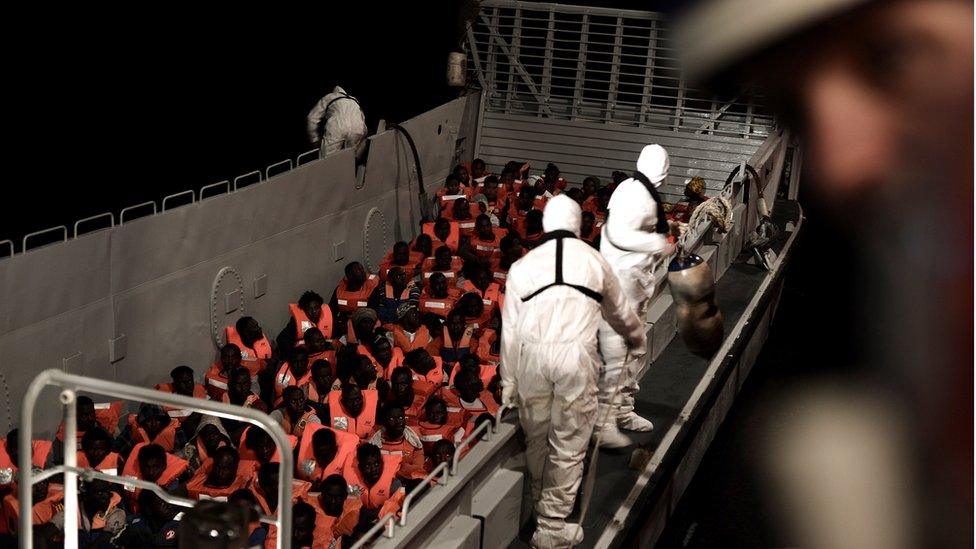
521, 237, 603, 303
630, 171, 671, 234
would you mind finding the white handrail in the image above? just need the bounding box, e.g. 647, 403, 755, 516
349, 513, 396, 549
399, 461, 449, 526
451, 419, 493, 475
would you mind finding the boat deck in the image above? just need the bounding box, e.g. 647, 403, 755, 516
510, 201, 800, 548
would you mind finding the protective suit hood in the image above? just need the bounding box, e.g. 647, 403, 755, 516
636, 144, 669, 186
542, 195, 582, 236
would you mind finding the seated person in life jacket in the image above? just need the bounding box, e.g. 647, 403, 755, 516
296, 424, 358, 488
422, 245, 463, 283
184, 446, 254, 500
424, 439, 456, 478
385, 367, 427, 425
579, 176, 601, 212
311, 474, 362, 547
371, 334, 404, 379
459, 263, 504, 328
238, 425, 279, 465
504, 185, 539, 232
155, 365, 208, 434
411, 233, 433, 262
120, 443, 188, 509
445, 197, 479, 237
206, 343, 241, 401
378, 241, 423, 282
273, 345, 312, 407
594, 185, 613, 225
433, 309, 478, 369
270, 386, 321, 438
579, 210, 601, 248
400, 349, 446, 401
489, 233, 525, 290
450, 354, 498, 389
390, 303, 437, 355
471, 158, 490, 185
540, 162, 568, 194
220, 367, 268, 441
0, 430, 51, 497
463, 214, 508, 262
368, 403, 426, 483
416, 397, 465, 454
471, 193, 502, 230
306, 359, 334, 417
1, 470, 63, 538
121, 403, 185, 455
480, 176, 507, 213
75, 478, 127, 545
344, 443, 405, 525
423, 217, 460, 255
227, 316, 276, 377
282, 500, 317, 549
438, 367, 499, 427
51, 396, 119, 465
177, 418, 231, 478
303, 326, 336, 365
250, 462, 311, 517
116, 490, 181, 548
342, 307, 380, 348
329, 261, 380, 326
435, 174, 470, 210
327, 382, 379, 440
610, 169, 628, 191
276, 290, 333, 359
77, 427, 120, 475
453, 163, 474, 188
418, 272, 461, 319
368, 266, 420, 327
455, 292, 491, 334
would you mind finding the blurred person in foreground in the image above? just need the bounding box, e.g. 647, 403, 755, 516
674, 1, 972, 548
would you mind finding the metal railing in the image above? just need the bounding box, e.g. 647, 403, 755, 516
19, 369, 294, 549
468, 0, 772, 137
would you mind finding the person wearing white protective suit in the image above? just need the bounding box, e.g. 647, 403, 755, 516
501, 194, 646, 548
596, 144, 677, 448
306, 85, 368, 161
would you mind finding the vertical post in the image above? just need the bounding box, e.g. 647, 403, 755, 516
539, 8, 555, 117
674, 75, 687, 131
486, 8, 500, 105
639, 20, 657, 126
745, 93, 755, 139
505, 7, 522, 113
573, 14, 589, 120
62, 390, 79, 549
605, 16, 623, 123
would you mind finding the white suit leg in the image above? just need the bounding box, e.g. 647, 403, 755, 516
518, 382, 552, 503
598, 265, 652, 419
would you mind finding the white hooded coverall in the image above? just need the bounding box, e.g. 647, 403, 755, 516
598, 144, 674, 422
501, 195, 646, 547
306, 86, 368, 159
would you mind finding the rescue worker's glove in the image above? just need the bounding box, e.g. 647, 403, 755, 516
626, 333, 647, 354
501, 382, 518, 408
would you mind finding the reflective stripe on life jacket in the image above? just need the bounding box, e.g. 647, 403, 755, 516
334, 275, 379, 314
154, 383, 207, 422
327, 390, 378, 440
224, 327, 273, 376
126, 415, 179, 452
343, 454, 403, 511
295, 423, 359, 482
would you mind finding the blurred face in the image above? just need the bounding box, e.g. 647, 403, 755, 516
463, 296, 484, 318
373, 340, 393, 366
425, 401, 447, 425
292, 513, 315, 545
208, 453, 238, 487
598, 193, 611, 211
139, 456, 166, 483
347, 263, 367, 286
342, 386, 364, 416
313, 438, 337, 467
754, 0, 972, 207
83, 439, 110, 467
384, 408, 406, 438
582, 178, 597, 196
242, 318, 262, 341
475, 217, 493, 239
447, 314, 466, 337
581, 214, 595, 233
388, 268, 406, 288
77, 402, 96, 432
431, 443, 454, 466
472, 162, 486, 178
453, 198, 470, 219
458, 376, 484, 402
391, 372, 412, 400
292, 352, 310, 376
401, 308, 421, 330
255, 438, 276, 463
302, 300, 322, 324
221, 346, 241, 370
321, 483, 347, 516
173, 371, 195, 396
359, 454, 383, 485
445, 177, 460, 194
354, 360, 377, 388
434, 248, 452, 270
32, 479, 49, 504
5, 437, 19, 467
455, 166, 469, 182
473, 269, 491, 291
434, 221, 450, 241
229, 372, 250, 399
284, 390, 307, 416
83, 480, 112, 512
430, 275, 448, 297
518, 192, 534, 211
392, 244, 410, 264
544, 166, 559, 183
305, 330, 327, 353
312, 365, 333, 390
504, 239, 524, 262
484, 180, 499, 201
199, 425, 222, 453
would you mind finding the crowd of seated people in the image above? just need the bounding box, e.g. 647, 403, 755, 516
0, 159, 702, 548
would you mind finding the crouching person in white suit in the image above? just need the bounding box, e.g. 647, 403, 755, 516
596, 143, 677, 448
306, 85, 368, 161
501, 195, 646, 548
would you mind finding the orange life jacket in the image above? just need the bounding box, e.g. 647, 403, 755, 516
475, 328, 501, 365
295, 423, 359, 483
184, 459, 257, 501
421, 221, 460, 254
581, 195, 599, 213
249, 476, 312, 516
120, 442, 188, 507
421, 256, 463, 282
377, 250, 425, 281
205, 362, 231, 401
126, 415, 179, 452
78, 491, 122, 531
327, 390, 378, 440
0, 439, 51, 484
343, 454, 405, 514
1, 486, 63, 534
418, 287, 461, 317
279, 408, 319, 438
367, 427, 427, 480
307, 380, 334, 407
469, 227, 508, 259
289, 303, 334, 341
448, 363, 498, 388
390, 325, 435, 354
224, 326, 273, 376
374, 346, 405, 379
334, 274, 379, 314
220, 392, 263, 410
56, 400, 124, 441
306, 496, 362, 549
76, 451, 121, 476
273, 361, 312, 407
392, 356, 445, 402
416, 420, 466, 453
154, 382, 208, 423
236, 427, 297, 463
438, 388, 499, 427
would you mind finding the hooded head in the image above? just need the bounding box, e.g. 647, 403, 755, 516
542, 195, 582, 237
636, 144, 670, 186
